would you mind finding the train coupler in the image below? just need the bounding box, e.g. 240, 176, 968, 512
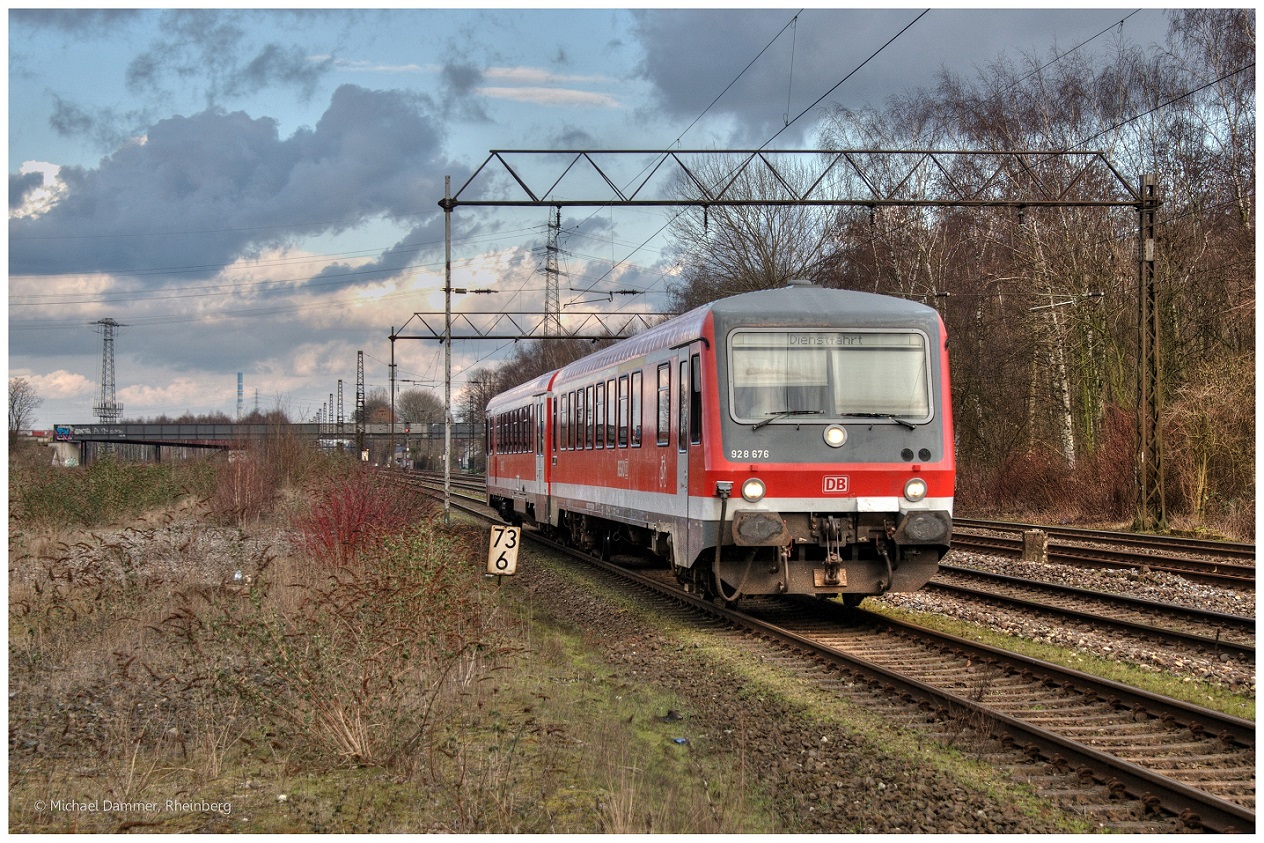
816, 516, 847, 586
814, 556, 847, 589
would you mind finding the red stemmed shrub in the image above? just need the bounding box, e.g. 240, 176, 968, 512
294, 467, 431, 571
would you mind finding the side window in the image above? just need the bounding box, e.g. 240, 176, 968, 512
656, 363, 671, 447
690, 354, 703, 445
630, 371, 643, 447
560, 392, 570, 450
569, 391, 578, 451
617, 375, 629, 447
586, 384, 595, 449
606, 379, 616, 446
595, 382, 605, 449
552, 399, 558, 451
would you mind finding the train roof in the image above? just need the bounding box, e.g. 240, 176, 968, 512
709, 282, 939, 324
555, 283, 940, 384
485, 368, 557, 413
556, 304, 711, 381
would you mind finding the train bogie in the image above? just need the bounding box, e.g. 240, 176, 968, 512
485, 281, 955, 603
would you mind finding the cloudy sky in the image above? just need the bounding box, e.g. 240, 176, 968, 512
8, 7, 1173, 429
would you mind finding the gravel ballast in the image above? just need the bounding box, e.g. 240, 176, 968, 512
880, 549, 1256, 694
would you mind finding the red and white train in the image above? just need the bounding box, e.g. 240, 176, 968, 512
485, 280, 954, 604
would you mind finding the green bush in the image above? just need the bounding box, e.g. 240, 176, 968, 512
11, 458, 215, 527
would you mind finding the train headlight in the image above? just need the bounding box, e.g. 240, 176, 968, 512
823, 425, 847, 448
741, 477, 766, 502
903, 477, 928, 502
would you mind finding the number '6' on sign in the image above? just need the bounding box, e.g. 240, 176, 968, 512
487, 526, 520, 576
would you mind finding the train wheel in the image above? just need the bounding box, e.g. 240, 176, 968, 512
841, 594, 865, 609
679, 565, 714, 600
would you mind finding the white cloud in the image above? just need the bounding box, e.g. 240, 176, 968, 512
29, 369, 95, 399
326, 55, 433, 75
12, 161, 66, 219
484, 66, 614, 86
120, 377, 228, 410
477, 86, 622, 109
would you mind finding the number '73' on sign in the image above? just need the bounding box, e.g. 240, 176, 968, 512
487, 526, 520, 576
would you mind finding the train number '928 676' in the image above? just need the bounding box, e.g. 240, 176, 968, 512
729, 449, 770, 460
485, 280, 954, 607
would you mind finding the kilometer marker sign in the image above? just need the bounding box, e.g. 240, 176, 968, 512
487, 525, 520, 576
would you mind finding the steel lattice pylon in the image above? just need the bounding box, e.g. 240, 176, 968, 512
544, 206, 563, 336
356, 350, 366, 458
92, 318, 124, 423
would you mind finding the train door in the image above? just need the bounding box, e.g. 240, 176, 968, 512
533, 397, 547, 516
674, 359, 689, 555
675, 352, 702, 564
534, 398, 545, 483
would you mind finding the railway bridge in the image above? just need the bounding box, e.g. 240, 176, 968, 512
48, 422, 481, 469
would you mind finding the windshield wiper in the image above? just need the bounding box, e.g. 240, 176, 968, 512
838, 412, 917, 430
753, 409, 822, 430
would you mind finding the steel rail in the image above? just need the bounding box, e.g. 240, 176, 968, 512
606, 562, 1257, 833
952, 533, 1255, 588
953, 517, 1256, 561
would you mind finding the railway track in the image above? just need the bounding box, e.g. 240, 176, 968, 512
731, 595, 1255, 833
417, 471, 1255, 647
410, 470, 1256, 674
952, 518, 1255, 589
398, 473, 1256, 832
954, 517, 1256, 561
929, 564, 1255, 662
556, 541, 1256, 832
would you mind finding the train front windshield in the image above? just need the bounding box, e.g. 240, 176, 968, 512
729, 330, 931, 423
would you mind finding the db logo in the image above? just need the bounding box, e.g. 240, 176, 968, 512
822, 475, 850, 494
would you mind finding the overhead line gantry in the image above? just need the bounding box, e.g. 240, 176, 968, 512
427, 148, 1163, 530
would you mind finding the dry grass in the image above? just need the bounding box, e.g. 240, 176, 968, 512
9, 454, 772, 833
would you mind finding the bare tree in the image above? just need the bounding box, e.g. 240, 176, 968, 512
357, 387, 392, 424
665, 155, 837, 312
397, 388, 443, 426
9, 378, 44, 446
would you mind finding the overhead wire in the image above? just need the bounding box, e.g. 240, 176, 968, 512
562, 9, 806, 306
569, 7, 1149, 310
565, 9, 934, 313
1074, 60, 1255, 148
760, 9, 929, 151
